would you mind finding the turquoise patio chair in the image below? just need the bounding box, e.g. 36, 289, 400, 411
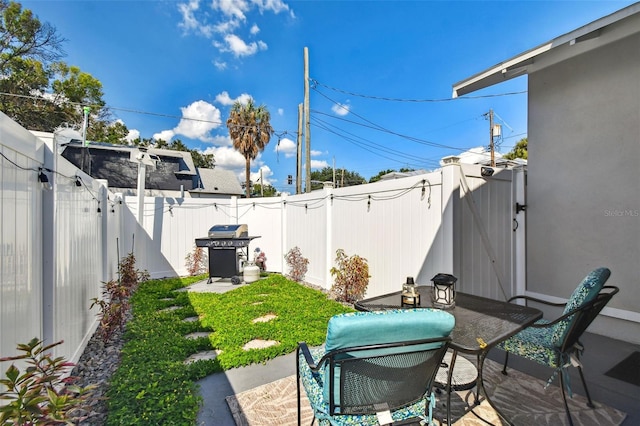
296, 308, 455, 426
499, 267, 619, 426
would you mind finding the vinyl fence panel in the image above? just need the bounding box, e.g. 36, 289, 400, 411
0, 115, 43, 359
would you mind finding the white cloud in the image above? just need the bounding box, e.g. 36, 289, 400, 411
154, 100, 223, 143
203, 145, 246, 170
331, 101, 350, 116
310, 149, 323, 156
215, 91, 253, 106
275, 137, 296, 158
277, 108, 283, 116
251, 164, 273, 186
178, 0, 214, 37
177, 0, 291, 62
203, 146, 271, 185
174, 100, 222, 141
125, 129, 140, 142
310, 160, 329, 169
213, 60, 228, 70
222, 33, 267, 57
213, 0, 249, 20
210, 134, 233, 146
253, 0, 291, 15
154, 129, 175, 142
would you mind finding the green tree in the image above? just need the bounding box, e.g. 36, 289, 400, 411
369, 169, 395, 183
252, 183, 278, 197
310, 166, 365, 190
87, 119, 130, 145
503, 137, 528, 160
0, 1, 107, 132
226, 99, 273, 197
0, 0, 64, 69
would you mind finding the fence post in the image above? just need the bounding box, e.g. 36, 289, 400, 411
440, 156, 461, 277
325, 186, 333, 290
513, 166, 527, 296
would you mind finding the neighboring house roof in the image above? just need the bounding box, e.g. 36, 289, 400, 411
379, 169, 429, 181
452, 3, 640, 97
192, 167, 243, 196
439, 147, 526, 168
31, 129, 244, 197
61, 141, 197, 192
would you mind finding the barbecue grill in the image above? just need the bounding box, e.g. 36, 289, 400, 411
195, 224, 260, 282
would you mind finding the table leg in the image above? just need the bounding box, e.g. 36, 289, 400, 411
477, 350, 514, 426
445, 350, 457, 425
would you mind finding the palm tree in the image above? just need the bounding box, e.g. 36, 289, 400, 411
226, 99, 273, 197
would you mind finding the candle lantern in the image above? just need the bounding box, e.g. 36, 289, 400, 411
431, 273, 457, 309
401, 276, 420, 307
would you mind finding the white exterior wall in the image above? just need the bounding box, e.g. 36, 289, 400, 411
527, 32, 640, 342
0, 113, 43, 359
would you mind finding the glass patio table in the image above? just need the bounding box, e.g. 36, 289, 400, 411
354, 286, 543, 425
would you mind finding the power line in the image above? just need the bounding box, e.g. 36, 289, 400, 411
310, 78, 527, 102
312, 88, 480, 151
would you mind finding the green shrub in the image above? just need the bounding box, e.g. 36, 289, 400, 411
284, 246, 309, 282
330, 249, 370, 303
0, 339, 95, 425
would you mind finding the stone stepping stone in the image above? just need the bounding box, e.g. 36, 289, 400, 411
185, 332, 212, 340
242, 339, 279, 351
159, 306, 181, 312
184, 350, 221, 365
251, 301, 264, 306
182, 316, 200, 323
252, 314, 277, 323
160, 298, 174, 301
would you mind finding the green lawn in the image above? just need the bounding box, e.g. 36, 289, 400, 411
106, 274, 352, 425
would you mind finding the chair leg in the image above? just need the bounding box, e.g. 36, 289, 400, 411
576, 365, 596, 409
296, 347, 302, 426
502, 351, 510, 375
558, 368, 575, 426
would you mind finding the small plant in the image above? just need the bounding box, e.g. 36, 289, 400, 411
91, 251, 149, 342
0, 338, 95, 425
330, 249, 370, 303
284, 246, 309, 282
185, 245, 208, 276
254, 247, 267, 271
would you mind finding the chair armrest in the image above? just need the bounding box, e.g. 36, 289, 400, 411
507, 294, 566, 308
527, 286, 619, 328
297, 342, 321, 371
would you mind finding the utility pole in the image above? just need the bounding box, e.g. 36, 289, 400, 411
332, 157, 336, 187
304, 47, 311, 193
296, 103, 302, 194
260, 168, 264, 197
488, 109, 496, 167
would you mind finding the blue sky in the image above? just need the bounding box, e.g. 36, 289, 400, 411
22, 0, 635, 191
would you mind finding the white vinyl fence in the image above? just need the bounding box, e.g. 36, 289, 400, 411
123, 161, 522, 300
1, 110, 524, 374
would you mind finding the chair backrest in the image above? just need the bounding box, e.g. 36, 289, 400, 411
322, 309, 455, 415
551, 267, 611, 348
557, 286, 619, 352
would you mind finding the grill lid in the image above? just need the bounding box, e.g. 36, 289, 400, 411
208, 224, 248, 239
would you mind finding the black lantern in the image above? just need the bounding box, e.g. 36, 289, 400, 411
401, 276, 420, 307
431, 273, 457, 309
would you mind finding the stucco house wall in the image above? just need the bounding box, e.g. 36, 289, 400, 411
452, 4, 640, 344
527, 31, 640, 342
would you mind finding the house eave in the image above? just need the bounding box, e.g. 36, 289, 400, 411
452, 3, 640, 97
